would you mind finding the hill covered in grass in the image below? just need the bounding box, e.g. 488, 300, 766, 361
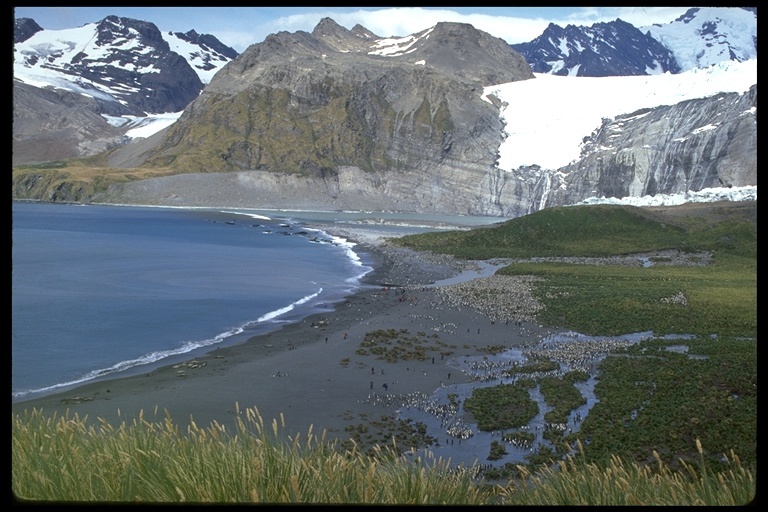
391, 201, 756, 260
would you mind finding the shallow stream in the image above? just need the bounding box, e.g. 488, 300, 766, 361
395, 330, 700, 468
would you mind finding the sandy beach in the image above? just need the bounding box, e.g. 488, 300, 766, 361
11, 227, 558, 450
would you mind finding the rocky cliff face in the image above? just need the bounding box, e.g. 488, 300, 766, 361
14, 18, 43, 43
105, 19, 535, 215
13, 15, 757, 218
537, 84, 757, 209
12, 81, 130, 165
99, 80, 756, 217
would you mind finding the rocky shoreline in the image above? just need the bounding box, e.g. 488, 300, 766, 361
11, 228, 559, 441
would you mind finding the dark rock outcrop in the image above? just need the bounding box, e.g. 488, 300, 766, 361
512, 19, 680, 76
14, 17, 43, 43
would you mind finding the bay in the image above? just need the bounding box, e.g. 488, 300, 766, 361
12, 201, 505, 403
11, 202, 377, 402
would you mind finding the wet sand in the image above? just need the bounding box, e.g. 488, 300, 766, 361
11, 231, 558, 444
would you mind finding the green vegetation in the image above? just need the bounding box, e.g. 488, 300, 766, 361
503, 440, 754, 506
393, 202, 756, 261
498, 255, 755, 337
12, 202, 756, 503
355, 328, 455, 363
12, 408, 754, 504
487, 440, 508, 461
464, 384, 538, 431
341, 414, 437, 458
539, 371, 589, 425
575, 335, 756, 472
395, 203, 756, 338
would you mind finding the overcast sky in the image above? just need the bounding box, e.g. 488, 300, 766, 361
13, 6, 694, 53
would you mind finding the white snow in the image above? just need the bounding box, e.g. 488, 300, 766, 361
101, 112, 183, 138
482, 59, 756, 172
14, 21, 231, 141
164, 31, 230, 84
368, 26, 434, 57
642, 7, 757, 72
14, 19, 230, 97
575, 185, 756, 207
14, 13, 756, 207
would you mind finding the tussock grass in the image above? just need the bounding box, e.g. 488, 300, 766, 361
394, 204, 690, 259
12, 405, 490, 504
500, 441, 754, 506
12, 408, 754, 504
396, 202, 756, 338
500, 254, 755, 337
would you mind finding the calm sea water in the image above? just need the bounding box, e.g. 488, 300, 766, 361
12, 202, 382, 402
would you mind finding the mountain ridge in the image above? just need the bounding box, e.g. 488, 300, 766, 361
13, 15, 239, 166
12, 10, 757, 216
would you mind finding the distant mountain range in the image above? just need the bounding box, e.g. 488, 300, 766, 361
512, 7, 756, 76
14, 15, 237, 116
12, 8, 757, 216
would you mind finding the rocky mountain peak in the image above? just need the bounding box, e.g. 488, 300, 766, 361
14, 17, 43, 43
312, 17, 378, 52
172, 29, 239, 60
414, 21, 534, 85
350, 23, 378, 40
512, 18, 680, 76
96, 15, 168, 51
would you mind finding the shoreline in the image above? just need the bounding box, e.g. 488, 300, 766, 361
11, 224, 557, 446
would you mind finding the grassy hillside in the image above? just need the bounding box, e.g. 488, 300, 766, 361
11, 160, 179, 202
392, 202, 756, 259
394, 202, 756, 338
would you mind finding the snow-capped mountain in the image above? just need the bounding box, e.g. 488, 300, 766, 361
165, 29, 239, 83
14, 17, 43, 44
511, 18, 680, 76
642, 7, 757, 72
13, 15, 239, 166
512, 7, 756, 76
12, 13, 756, 215
14, 15, 238, 116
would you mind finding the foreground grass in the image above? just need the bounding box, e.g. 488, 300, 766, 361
501, 441, 754, 506
12, 406, 487, 504
12, 407, 755, 504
